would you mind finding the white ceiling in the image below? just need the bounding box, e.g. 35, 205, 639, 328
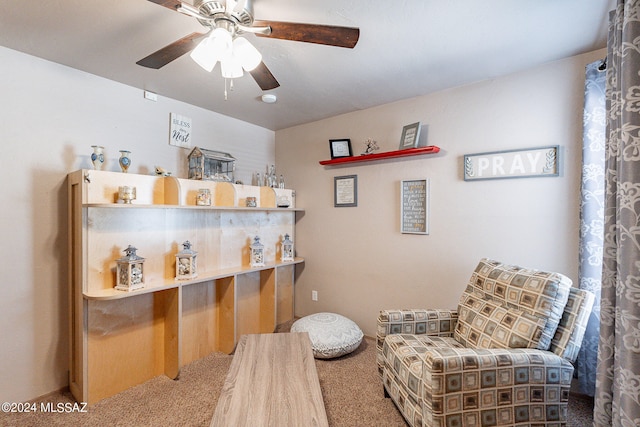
0, 0, 613, 131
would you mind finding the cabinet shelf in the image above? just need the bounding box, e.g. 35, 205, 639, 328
84, 203, 303, 212
68, 169, 302, 404
83, 258, 305, 300
319, 145, 440, 166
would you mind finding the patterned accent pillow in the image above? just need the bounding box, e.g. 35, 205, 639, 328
549, 287, 595, 362
455, 291, 546, 349
459, 258, 572, 350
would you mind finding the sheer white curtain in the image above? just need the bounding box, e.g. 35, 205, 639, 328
577, 59, 606, 397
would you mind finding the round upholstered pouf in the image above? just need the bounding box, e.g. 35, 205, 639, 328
291, 312, 364, 359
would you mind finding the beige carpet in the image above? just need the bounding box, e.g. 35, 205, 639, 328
1, 325, 594, 426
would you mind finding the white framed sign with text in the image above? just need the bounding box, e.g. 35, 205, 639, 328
169, 113, 192, 148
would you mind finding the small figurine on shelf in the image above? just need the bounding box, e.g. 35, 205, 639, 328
281, 234, 294, 262
250, 236, 265, 267
361, 138, 380, 155
175, 241, 198, 280
115, 245, 145, 292
155, 166, 172, 177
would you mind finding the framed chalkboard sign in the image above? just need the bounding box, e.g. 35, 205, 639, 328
334, 175, 358, 207
401, 179, 429, 234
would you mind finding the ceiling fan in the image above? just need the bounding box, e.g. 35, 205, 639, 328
137, 0, 360, 91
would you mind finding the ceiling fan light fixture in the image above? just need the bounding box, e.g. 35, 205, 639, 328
220, 54, 243, 79
190, 36, 218, 72
210, 28, 233, 60
190, 27, 234, 72
233, 37, 262, 71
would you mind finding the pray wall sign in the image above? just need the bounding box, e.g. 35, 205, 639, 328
463, 145, 560, 181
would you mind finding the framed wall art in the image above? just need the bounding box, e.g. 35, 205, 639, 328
400, 179, 429, 234
329, 139, 353, 159
334, 175, 358, 207
463, 145, 560, 181
399, 122, 421, 150
169, 113, 192, 148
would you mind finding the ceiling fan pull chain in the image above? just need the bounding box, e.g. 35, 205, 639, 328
223, 78, 235, 100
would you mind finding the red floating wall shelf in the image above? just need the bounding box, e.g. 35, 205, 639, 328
319, 146, 440, 166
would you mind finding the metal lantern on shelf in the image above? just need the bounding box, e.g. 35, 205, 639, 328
281, 234, 294, 262
188, 146, 236, 182
250, 236, 265, 267
175, 241, 198, 280
115, 245, 145, 292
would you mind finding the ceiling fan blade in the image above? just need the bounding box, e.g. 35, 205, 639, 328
249, 62, 280, 90
147, 0, 182, 11
253, 21, 359, 48
136, 32, 207, 69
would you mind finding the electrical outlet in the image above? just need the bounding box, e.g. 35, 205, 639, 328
312, 290, 318, 301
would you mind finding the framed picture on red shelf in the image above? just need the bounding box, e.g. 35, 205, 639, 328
399, 122, 421, 150
329, 139, 353, 159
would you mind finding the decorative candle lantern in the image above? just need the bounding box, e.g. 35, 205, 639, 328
250, 236, 265, 267
118, 186, 137, 204
281, 234, 294, 262
188, 146, 236, 182
115, 245, 145, 292
175, 241, 198, 280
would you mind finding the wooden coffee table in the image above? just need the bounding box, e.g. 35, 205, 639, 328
210, 332, 329, 427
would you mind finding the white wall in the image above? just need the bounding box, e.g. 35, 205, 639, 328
0, 46, 274, 402
276, 49, 606, 338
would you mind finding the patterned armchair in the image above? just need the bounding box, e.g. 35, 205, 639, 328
376, 258, 594, 427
